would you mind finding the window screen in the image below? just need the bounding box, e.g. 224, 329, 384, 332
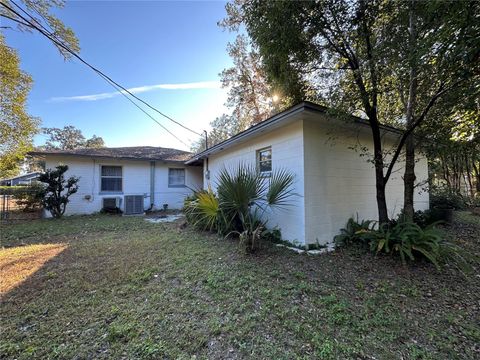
101, 166, 122, 192
257, 147, 272, 175
168, 168, 185, 187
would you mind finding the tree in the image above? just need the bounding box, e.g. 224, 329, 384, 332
223, 0, 480, 223
0, 0, 80, 177
39, 165, 79, 218
191, 114, 238, 152
192, 34, 281, 153
422, 97, 480, 198
220, 35, 279, 127
0, 0, 80, 59
84, 135, 105, 148
0, 33, 39, 178
42, 126, 105, 150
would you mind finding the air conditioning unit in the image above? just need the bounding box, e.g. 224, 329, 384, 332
124, 195, 144, 215
102, 197, 122, 211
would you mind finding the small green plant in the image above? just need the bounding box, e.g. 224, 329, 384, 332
430, 187, 466, 210
333, 216, 376, 247
335, 217, 473, 273
370, 222, 445, 268
184, 188, 222, 231
391, 209, 435, 229
185, 165, 295, 253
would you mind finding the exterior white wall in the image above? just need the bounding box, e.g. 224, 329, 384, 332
44, 156, 203, 215
153, 164, 203, 209
205, 121, 306, 245
203, 113, 429, 247
303, 116, 429, 246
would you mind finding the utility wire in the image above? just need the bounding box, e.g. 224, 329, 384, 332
2, 0, 202, 142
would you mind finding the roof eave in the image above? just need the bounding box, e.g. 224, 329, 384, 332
28, 152, 189, 164
185, 101, 404, 164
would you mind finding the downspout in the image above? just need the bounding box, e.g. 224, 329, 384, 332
150, 161, 155, 209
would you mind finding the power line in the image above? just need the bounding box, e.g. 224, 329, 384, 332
2, 0, 202, 143
7, 0, 201, 139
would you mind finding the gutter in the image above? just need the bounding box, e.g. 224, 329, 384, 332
150, 161, 155, 207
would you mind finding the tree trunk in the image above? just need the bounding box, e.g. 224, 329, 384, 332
464, 154, 474, 198
403, 134, 416, 220
371, 124, 389, 224
403, 0, 418, 221
472, 160, 480, 193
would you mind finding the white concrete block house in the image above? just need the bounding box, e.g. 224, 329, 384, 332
186, 101, 429, 248
31, 147, 203, 216
33, 101, 429, 247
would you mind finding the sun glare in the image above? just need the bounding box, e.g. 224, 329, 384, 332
0, 243, 68, 295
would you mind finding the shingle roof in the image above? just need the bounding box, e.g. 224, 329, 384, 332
29, 146, 193, 163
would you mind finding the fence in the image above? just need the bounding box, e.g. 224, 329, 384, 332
0, 191, 43, 223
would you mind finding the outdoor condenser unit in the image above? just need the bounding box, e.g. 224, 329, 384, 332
124, 195, 144, 215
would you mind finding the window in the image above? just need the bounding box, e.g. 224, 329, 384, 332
101, 166, 122, 192
169, 168, 185, 187
257, 147, 272, 175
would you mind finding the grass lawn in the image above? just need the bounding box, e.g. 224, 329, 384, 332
1, 213, 479, 359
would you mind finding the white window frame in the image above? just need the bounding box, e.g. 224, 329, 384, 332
256, 146, 272, 176
168, 168, 186, 188
100, 165, 123, 193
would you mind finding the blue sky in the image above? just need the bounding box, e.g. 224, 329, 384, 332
4, 0, 236, 150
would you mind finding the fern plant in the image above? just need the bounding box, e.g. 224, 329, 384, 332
370, 222, 444, 268
333, 216, 376, 247
336, 217, 474, 273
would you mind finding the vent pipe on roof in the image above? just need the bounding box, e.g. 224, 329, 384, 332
204, 130, 208, 150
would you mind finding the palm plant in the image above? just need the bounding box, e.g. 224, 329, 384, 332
216, 165, 295, 252
184, 188, 221, 231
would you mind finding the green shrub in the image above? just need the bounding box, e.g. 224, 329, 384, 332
333, 216, 376, 247
263, 228, 282, 243
0, 184, 44, 211
15, 183, 45, 211
430, 187, 466, 210
370, 222, 444, 268
335, 217, 473, 273
390, 209, 435, 229
39, 165, 79, 218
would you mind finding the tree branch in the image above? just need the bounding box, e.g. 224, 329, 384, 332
0, 13, 34, 28
384, 81, 450, 182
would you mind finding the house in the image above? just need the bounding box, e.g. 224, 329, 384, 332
0, 172, 41, 186
187, 101, 429, 248
31, 101, 429, 247
30, 147, 203, 215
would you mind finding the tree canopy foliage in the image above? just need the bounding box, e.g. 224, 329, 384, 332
192, 34, 280, 153
0, 0, 80, 177
0, 33, 39, 178
42, 126, 105, 150
221, 0, 480, 222
0, 0, 79, 59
